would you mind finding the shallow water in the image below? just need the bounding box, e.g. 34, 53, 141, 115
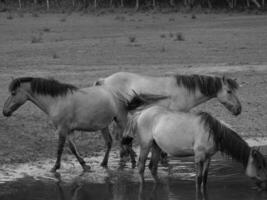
1, 147, 267, 200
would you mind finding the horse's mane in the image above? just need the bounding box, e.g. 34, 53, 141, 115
198, 112, 250, 167
173, 74, 238, 97
9, 77, 78, 97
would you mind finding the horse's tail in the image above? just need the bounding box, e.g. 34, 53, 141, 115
121, 111, 140, 144
126, 91, 169, 112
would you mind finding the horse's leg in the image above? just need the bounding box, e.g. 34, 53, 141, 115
160, 151, 169, 166
120, 136, 136, 168
51, 128, 67, 172
195, 161, 204, 192
202, 158, 210, 191
149, 142, 161, 183
149, 149, 168, 168
100, 127, 113, 167
125, 138, 137, 168
115, 116, 137, 168
68, 137, 91, 172
138, 145, 151, 184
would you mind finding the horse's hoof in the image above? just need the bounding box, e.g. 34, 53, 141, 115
82, 165, 91, 172
119, 161, 126, 170
131, 162, 136, 169
50, 168, 57, 173
54, 172, 61, 180
160, 159, 169, 167
50, 166, 59, 173
100, 162, 108, 168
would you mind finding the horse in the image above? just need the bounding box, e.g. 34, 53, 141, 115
123, 105, 267, 191
96, 72, 242, 164
2, 77, 167, 172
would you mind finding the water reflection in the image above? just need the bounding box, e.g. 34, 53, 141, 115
52, 171, 266, 200
1, 155, 267, 200
55, 175, 170, 200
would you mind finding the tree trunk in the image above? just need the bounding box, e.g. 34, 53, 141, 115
94, 0, 97, 8
247, 0, 261, 7
251, 0, 261, 7
46, 0, 49, 10
152, 0, 156, 8
226, 0, 233, 8
207, 0, 212, 8
135, 0, 139, 10
18, 0, 21, 8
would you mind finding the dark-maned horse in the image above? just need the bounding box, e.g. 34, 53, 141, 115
2, 77, 166, 172
124, 105, 267, 191
96, 72, 242, 164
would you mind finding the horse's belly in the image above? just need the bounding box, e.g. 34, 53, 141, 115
155, 137, 194, 157
153, 122, 194, 157
72, 108, 114, 131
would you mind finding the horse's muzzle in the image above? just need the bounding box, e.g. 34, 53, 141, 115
234, 106, 242, 116
2, 110, 11, 117
230, 105, 241, 116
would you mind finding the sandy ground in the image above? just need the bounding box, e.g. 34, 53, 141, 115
0, 11, 267, 167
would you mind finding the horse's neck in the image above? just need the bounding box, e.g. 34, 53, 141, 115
172, 89, 212, 111
28, 93, 62, 115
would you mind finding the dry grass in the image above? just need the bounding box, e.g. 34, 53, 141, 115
160, 33, 166, 38
6, 13, 13, 20
174, 32, 185, 41
31, 32, 43, 43
60, 17, 67, 22
32, 12, 39, 18
42, 27, 51, 32
129, 36, 136, 43
52, 53, 59, 59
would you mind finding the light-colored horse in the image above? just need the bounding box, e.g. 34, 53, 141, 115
96, 72, 241, 116
2, 77, 165, 172
96, 72, 242, 163
124, 106, 267, 191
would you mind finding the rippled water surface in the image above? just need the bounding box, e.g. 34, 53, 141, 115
1, 147, 267, 200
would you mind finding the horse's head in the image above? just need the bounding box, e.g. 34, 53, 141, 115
216, 76, 241, 116
246, 148, 267, 190
3, 78, 31, 117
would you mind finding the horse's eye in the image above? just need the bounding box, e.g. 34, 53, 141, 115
11, 92, 16, 96
227, 90, 232, 94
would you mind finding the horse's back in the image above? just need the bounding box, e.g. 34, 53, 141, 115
103, 72, 175, 97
